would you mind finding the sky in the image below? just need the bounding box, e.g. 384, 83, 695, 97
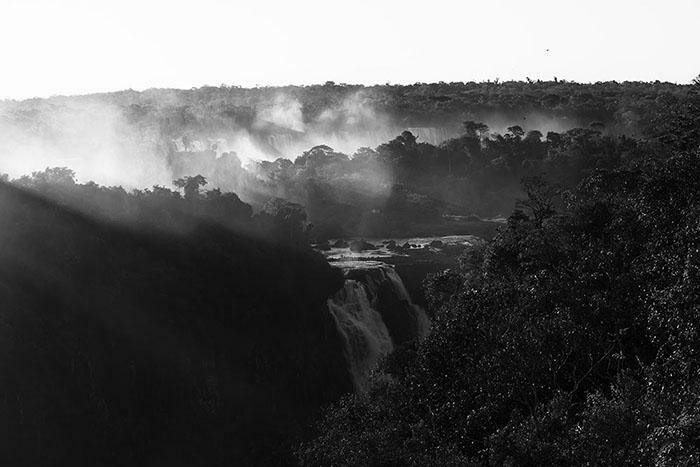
0, 0, 698, 100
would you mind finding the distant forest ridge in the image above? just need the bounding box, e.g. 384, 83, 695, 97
2, 80, 697, 135
1, 80, 698, 238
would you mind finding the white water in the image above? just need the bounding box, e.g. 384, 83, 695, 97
327, 263, 430, 391
324, 235, 480, 261
327, 280, 394, 391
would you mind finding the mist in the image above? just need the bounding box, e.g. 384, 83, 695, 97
0, 84, 591, 201
0, 98, 173, 188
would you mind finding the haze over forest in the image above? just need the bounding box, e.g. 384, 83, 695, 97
2, 79, 697, 236
1, 81, 595, 187
2, 1, 700, 465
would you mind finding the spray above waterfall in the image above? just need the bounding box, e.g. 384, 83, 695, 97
0, 87, 458, 190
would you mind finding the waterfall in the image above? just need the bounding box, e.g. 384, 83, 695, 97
384, 267, 432, 339
328, 263, 431, 391
267, 133, 297, 155
327, 280, 394, 391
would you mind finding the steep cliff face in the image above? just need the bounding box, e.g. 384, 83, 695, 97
328, 263, 430, 390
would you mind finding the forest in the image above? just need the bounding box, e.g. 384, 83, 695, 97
3, 80, 697, 239
297, 80, 700, 464
1, 78, 700, 465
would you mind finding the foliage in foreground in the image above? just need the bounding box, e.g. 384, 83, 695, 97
300, 150, 700, 466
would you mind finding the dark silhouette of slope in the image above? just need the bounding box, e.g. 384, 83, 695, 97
0, 182, 351, 466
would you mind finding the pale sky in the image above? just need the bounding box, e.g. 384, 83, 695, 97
0, 0, 698, 100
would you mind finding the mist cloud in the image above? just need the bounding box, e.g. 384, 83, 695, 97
0, 98, 172, 188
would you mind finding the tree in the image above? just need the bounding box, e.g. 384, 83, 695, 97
397, 130, 418, 147
524, 130, 543, 142
516, 176, 560, 226
463, 120, 489, 138
22, 167, 77, 186
173, 174, 207, 199
506, 125, 525, 139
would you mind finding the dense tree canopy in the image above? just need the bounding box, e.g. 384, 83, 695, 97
299, 147, 700, 464
2, 79, 700, 465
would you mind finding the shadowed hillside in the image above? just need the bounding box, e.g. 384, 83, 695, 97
0, 181, 351, 465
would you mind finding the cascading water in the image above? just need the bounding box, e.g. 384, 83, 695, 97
383, 267, 432, 339
267, 133, 298, 155
327, 280, 394, 391
327, 263, 430, 391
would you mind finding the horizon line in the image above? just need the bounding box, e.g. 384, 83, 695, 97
1, 77, 697, 103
